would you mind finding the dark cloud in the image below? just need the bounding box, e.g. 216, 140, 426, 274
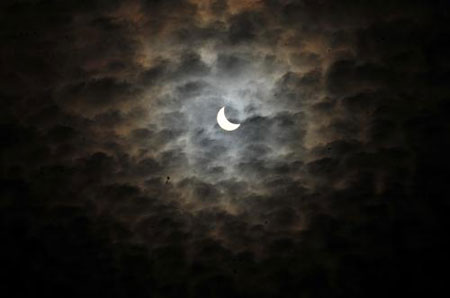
216, 53, 250, 77
228, 11, 264, 44
60, 78, 141, 111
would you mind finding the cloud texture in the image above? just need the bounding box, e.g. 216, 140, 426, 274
1, 0, 450, 297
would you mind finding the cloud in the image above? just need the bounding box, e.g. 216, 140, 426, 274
2, 0, 450, 296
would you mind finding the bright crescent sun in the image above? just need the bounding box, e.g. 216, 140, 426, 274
217, 106, 240, 131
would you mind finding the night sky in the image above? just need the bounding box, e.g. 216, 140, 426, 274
1, 0, 450, 297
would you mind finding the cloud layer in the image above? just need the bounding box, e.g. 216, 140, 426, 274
1, 0, 450, 297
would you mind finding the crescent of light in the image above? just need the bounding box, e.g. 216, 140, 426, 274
217, 106, 240, 131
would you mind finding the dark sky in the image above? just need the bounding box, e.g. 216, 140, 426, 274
1, 0, 450, 297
